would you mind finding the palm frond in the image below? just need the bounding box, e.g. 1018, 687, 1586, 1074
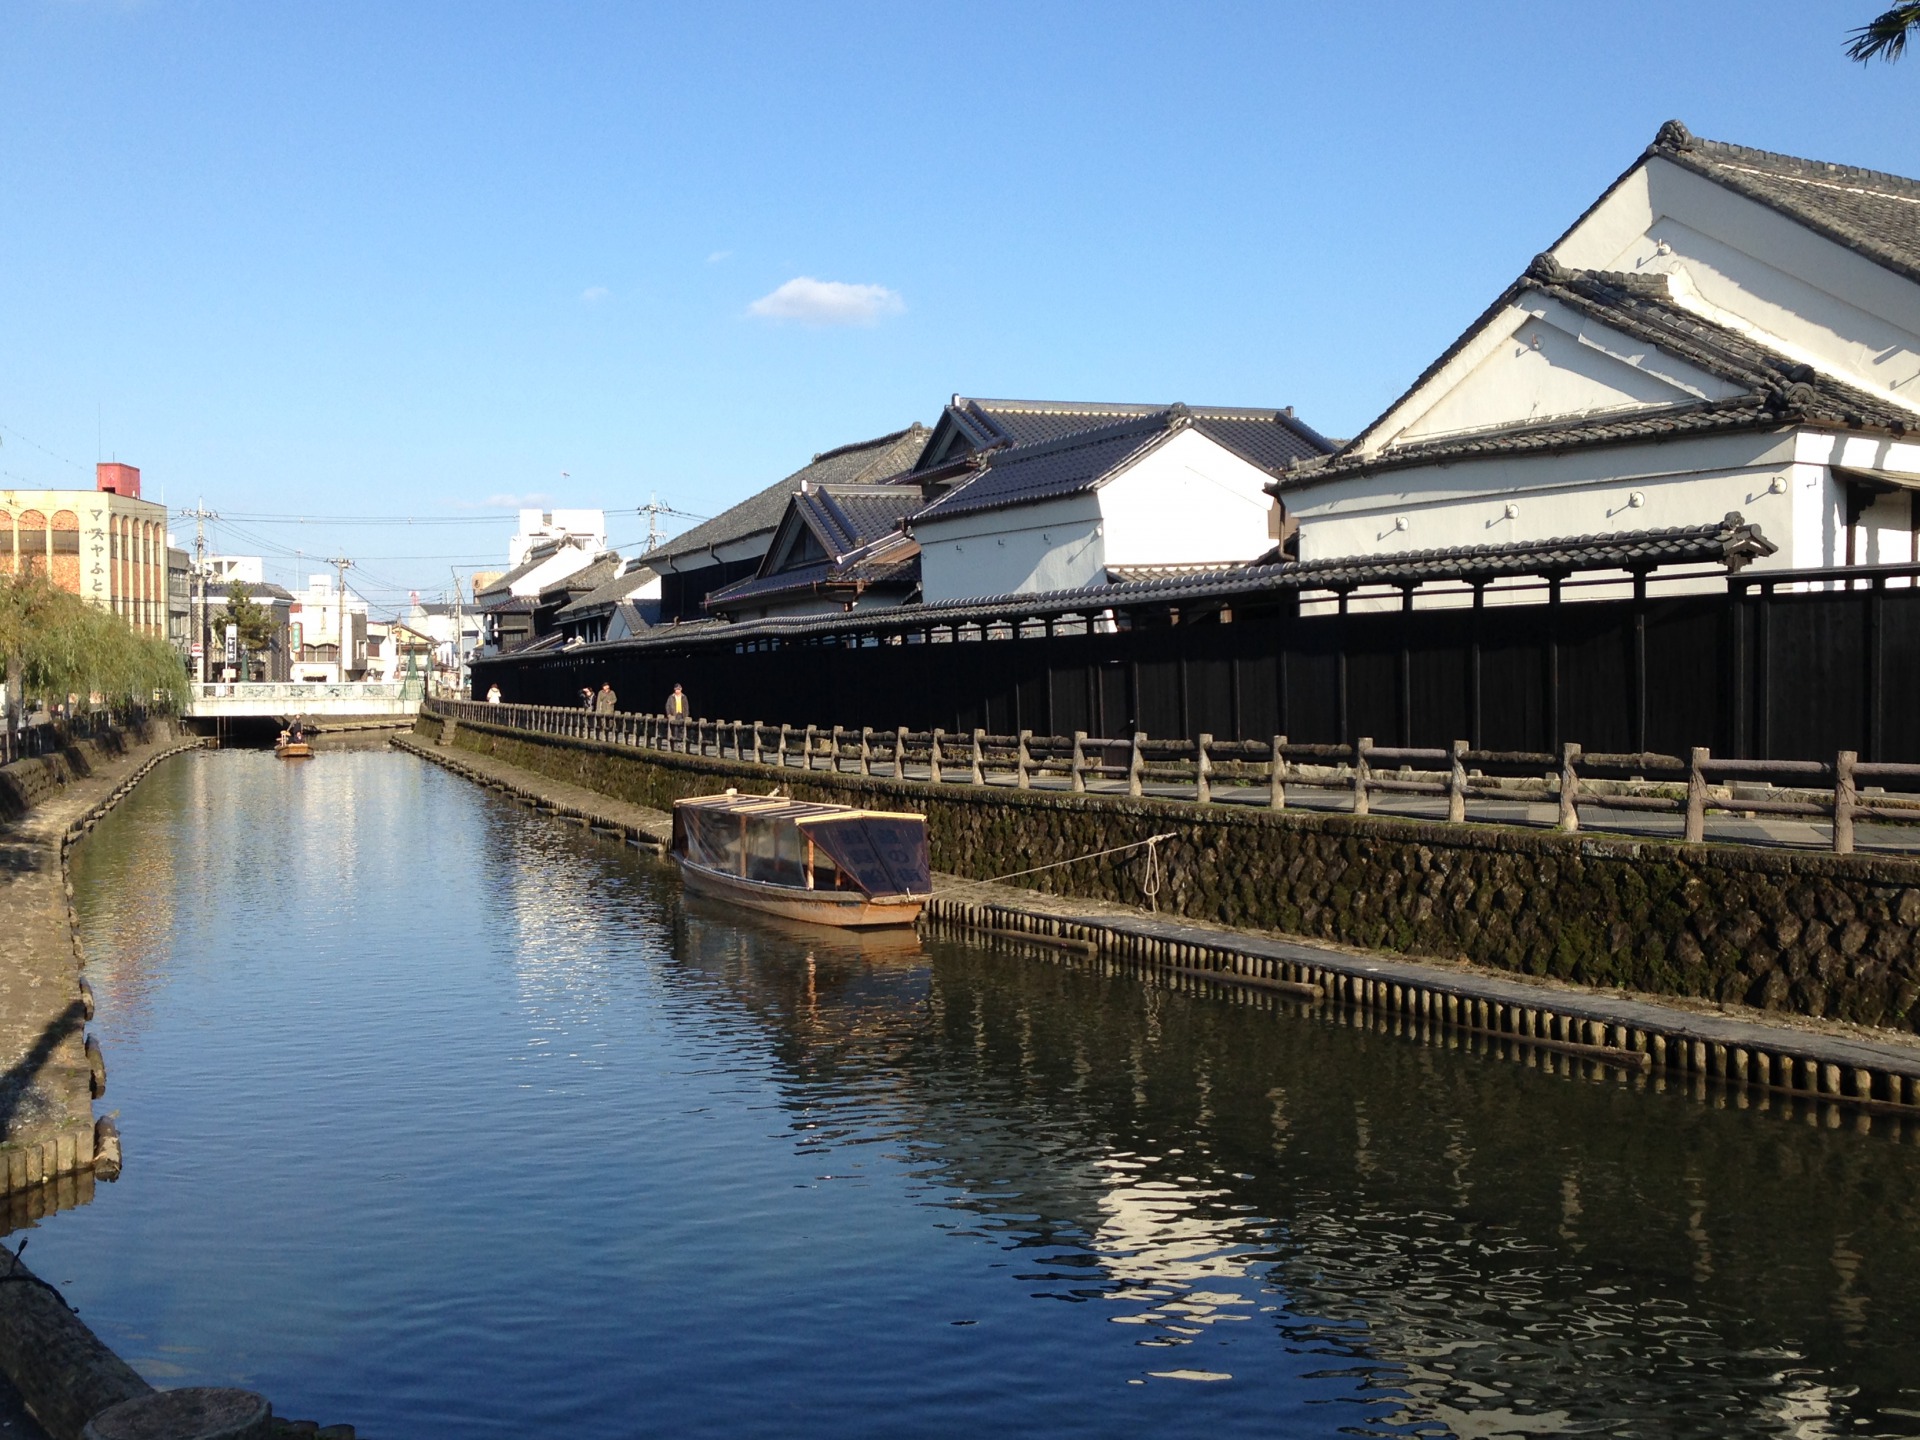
1848, 3, 1920, 61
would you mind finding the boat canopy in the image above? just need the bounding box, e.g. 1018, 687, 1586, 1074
672, 795, 931, 899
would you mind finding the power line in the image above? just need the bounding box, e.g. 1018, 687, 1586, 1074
0, 422, 89, 475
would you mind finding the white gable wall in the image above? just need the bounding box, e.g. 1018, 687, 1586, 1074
914, 494, 1105, 604
1395, 297, 1741, 443
1552, 156, 1920, 417
914, 428, 1277, 604
1097, 427, 1276, 567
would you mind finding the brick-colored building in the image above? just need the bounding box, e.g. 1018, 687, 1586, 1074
0, 463, 172, 637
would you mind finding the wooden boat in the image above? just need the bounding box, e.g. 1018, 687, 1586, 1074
276, 735, 313, 758
670, 791, 931, 928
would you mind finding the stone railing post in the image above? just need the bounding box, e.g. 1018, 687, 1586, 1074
860, 726, 873, 777
778, 724, 791, 768
1448, 739, 1468, 823
1558, 742, 1582, 833
731, 720, 742, 760
1685, 747, 1709, 843
751, 722, 764, 765
1128, 733, 1145, 798
830, 725, 845, 774
1195, 733, 1213, 805
894, 726, 907, 779
1834, 749, 1857, 855
970, 728, 985, 785
929, 729, 944, 785
1070, 731, 1087, 793
804, 724, 818, 771
1353, 736, 1373, 816
1016, 730, 1032, 789
1269, 735, 1288, 810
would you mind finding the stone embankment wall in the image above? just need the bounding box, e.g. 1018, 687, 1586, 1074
423, 713, 1920, 1034
0, 723, 195, 1210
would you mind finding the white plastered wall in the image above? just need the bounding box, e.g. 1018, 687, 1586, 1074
912, 428, 1277, 604
1552, 157, 1920, 419
914, 494, 1106, 603
1290, 429, 1798, 565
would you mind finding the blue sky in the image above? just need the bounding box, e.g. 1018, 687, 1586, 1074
3, 1, 1917, 607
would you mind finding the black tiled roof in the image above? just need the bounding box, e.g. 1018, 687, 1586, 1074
1280, 260, 1914, 491
911, 411, 1180, 522
537, 552, 621, 603
914, 397, 1332, 478
1648, 120, 1920, 286
644, 424, 929, 566
795, 484, 923, 556
545, 516, 1775, 657
555, 562, 658, 618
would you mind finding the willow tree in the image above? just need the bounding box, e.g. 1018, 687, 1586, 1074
0, 572, 187, 736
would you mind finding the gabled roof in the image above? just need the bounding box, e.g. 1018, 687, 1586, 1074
555, 561, 658, 619
536, 552, 621, 604
1638, 120, 1920, 288
1280, 258, 1915, 491
704, 484, 923, 615
642, 424, 930, 567
913, 396, 1333, 476
474, 551, 551, 602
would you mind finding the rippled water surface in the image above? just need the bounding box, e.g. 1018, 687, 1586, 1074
36, 748, 1920, 1436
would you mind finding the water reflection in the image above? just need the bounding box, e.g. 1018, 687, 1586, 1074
46, 751, 1920, 1438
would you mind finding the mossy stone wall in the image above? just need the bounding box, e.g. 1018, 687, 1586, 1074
428, 714, 1920, 1032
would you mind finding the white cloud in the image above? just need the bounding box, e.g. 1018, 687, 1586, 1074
747, 276, 904, 327
706, 250, 732, 264
580, 286, 611, 304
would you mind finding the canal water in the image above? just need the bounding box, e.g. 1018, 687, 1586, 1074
35, 748, 1920, 1437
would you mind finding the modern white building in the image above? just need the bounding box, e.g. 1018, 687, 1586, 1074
507, 509, 606, 569
1276, 122, 1920, 583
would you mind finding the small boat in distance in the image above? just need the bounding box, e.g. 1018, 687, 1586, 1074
670, 791, 931, 928
276, 721, 313, 759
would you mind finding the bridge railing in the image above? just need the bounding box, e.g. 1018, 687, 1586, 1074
430, 698, 1920, 856
192, 682, 404, 704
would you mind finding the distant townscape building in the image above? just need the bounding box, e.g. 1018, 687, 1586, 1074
1278, 121, 1920, 583
287, 573, 370, 683
0, 463, 172, 637
508, 509, 606, 569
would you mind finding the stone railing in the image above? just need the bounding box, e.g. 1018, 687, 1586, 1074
432, 699, 1920, 856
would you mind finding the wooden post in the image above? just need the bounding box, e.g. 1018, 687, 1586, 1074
1128, 733, 1146, 798
970, 728, 985, 785
929, 728, 944, 785
894, 726, 907, 778
751, 722, 763, 766
1834, 749, 1857, 855
1558, 742, 1582, 833
1269, 734, 1287, 810
1353, 736, 1372, 815
1685, 747, 1709, 843
1448, 739, 1467, 824
1195, 733, 1213, 804
860, 726, 873, 777
1016, 729, 1032, 789
1070, 730, 1087, 793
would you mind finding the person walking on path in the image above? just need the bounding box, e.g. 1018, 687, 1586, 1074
665, 683, 690, 746
486, 684, 502, 704
595, 683, 617, 714
579, 686, 594, 710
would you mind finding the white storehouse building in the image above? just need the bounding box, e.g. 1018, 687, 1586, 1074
1276, 121, 1920, 581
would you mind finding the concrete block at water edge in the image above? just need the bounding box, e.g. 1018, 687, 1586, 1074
82, 1388, 272, 1440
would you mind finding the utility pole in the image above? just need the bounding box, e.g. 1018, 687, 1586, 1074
326, 556, 352, 683
637, 495, 706, 554
450, 566, 464, 698
178, 501, 219, 684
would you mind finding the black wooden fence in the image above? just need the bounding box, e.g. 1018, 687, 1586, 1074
472, 562, 1920, 764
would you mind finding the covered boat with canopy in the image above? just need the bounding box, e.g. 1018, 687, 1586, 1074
670, 791, 932, 928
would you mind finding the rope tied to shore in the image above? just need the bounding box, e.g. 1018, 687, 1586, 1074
949, 832, 1180, 909
0, 1239, 75, 1313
